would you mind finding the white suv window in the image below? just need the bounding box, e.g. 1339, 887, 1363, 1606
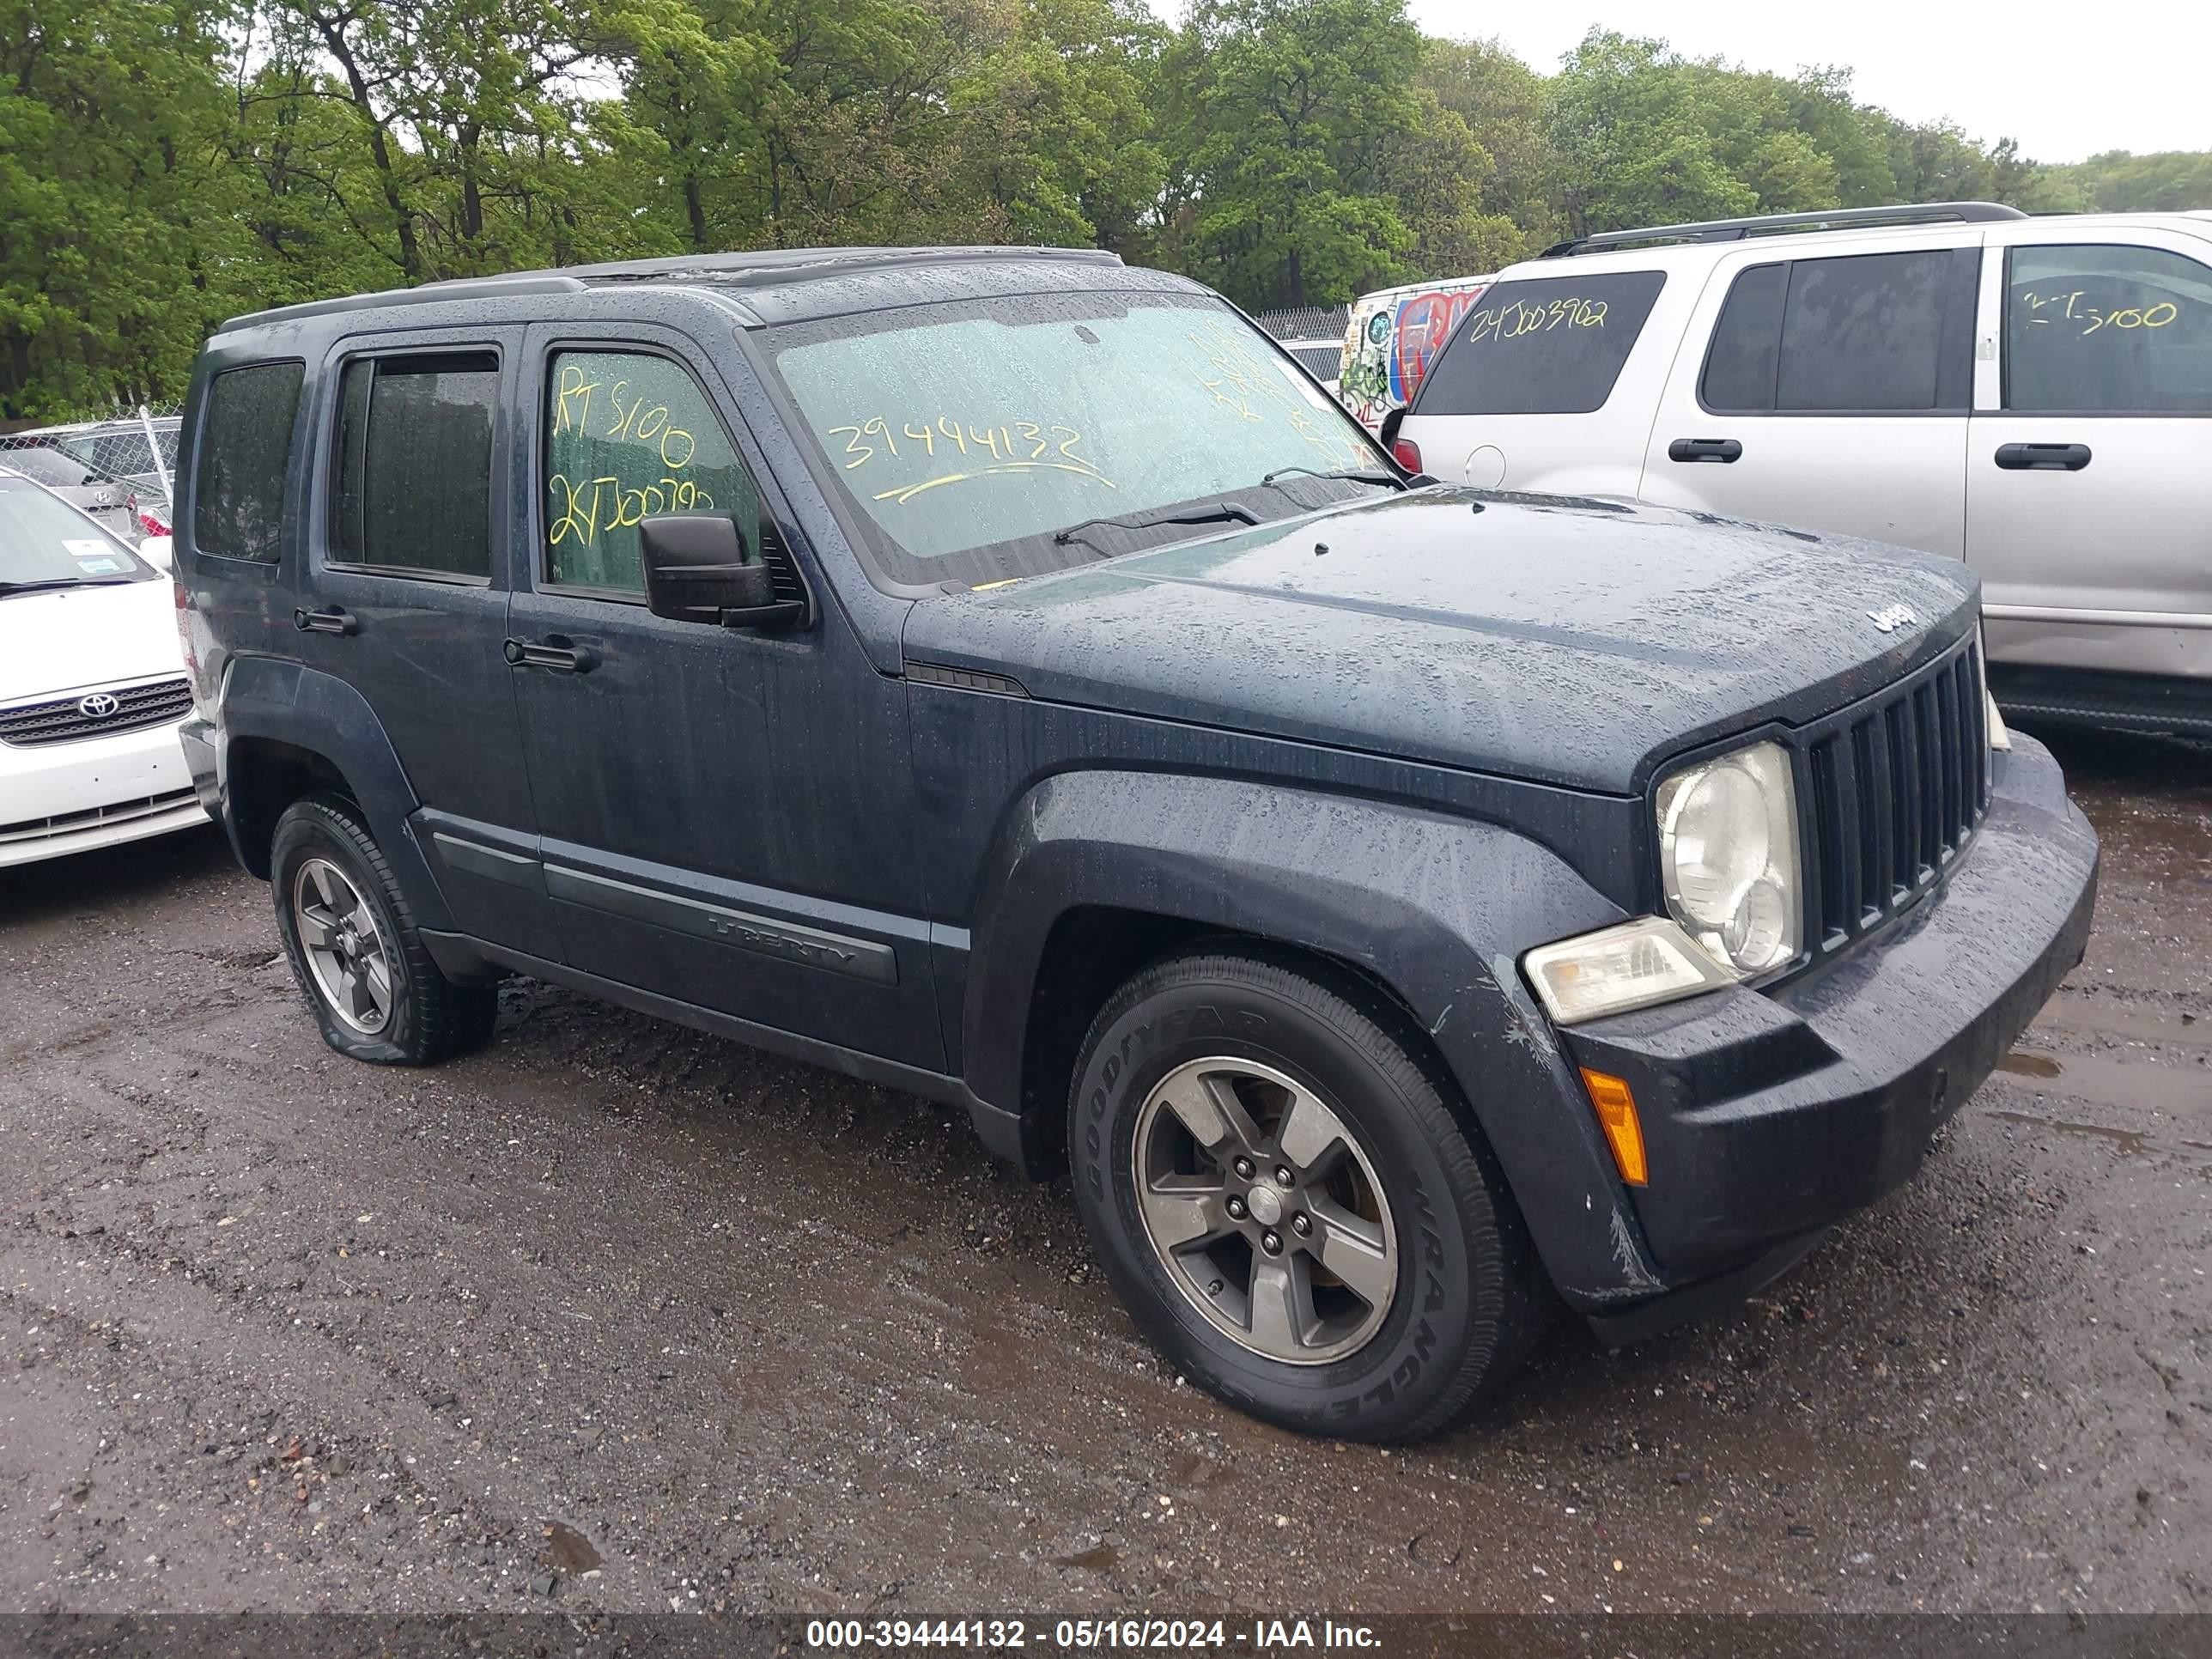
1412, 270, 1665, 416
1701, 248, 1978, 415
2004, 243, 2212, 413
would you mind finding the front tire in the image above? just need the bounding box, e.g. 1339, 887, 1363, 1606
1068, 949, 1544, 1441
270, 796, 497, 1066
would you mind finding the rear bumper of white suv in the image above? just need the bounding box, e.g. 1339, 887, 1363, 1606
0, 678, 209, 867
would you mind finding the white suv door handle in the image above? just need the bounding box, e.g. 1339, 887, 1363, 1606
1668, 437, 1743, 464
1994, 442, 2092, 472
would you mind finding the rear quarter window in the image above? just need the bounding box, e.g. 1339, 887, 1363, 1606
195, 361, 304, 562
1412, 270, 1666, 416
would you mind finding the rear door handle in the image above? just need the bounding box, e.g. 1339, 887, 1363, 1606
1995, 441, 2092, 471
503, 635, 598, 673
1668, 437, 1743, 464
293, 605, 357, 635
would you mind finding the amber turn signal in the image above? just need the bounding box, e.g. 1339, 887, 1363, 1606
1579, 1067, 1648, 1188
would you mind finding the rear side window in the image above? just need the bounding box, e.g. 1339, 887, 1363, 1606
1705, 249, 1977, 414
2004, 243, 2212, 413
195, 362, 303, 562
1413, 270, 1665, 416
331, 352, 498, 579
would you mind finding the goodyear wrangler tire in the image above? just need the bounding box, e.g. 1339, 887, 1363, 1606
1067, 948, 1544, 1442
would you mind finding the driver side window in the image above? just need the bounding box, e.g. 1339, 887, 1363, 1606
542, 349, 761, 594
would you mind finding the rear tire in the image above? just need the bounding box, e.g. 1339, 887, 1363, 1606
1067, 948, 1545, 1442
270, 795, 498, 1066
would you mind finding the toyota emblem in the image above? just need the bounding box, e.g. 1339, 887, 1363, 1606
77, 691, 121, 719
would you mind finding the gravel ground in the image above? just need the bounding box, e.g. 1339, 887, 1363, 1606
1, 722, 2204, 1617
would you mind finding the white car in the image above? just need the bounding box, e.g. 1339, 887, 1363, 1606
1389, 204, 2212, 735
1, 467, 207, 866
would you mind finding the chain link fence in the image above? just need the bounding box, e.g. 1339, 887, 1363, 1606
0, 402, 182, 538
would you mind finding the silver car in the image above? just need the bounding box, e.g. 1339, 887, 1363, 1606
0, 416, 178, 534
1391, 204, 2212, 735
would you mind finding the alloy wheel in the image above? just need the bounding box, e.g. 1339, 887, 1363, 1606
293, 856, 393, 1035
1131, 1056, 1398, 1364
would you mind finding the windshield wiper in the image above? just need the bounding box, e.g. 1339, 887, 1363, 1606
0, 577, 133, 599
1052, 502, 1260, 547
1257, 464, 1401, 489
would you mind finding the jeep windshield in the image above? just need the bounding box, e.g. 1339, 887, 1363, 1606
0, 480, 150, 596
764, 290, 1393, 588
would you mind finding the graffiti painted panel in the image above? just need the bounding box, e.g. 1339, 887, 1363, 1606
1389, 289, 1482, 404
1338, 275, 1492, 429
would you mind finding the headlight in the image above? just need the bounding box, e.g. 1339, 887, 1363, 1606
1656, 740, 1801, 977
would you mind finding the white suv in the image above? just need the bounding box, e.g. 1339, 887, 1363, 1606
1, 468, 207, 866
1389, 204, 2212, 735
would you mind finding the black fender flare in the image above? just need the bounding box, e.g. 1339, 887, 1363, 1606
214, 655, 454, 933
959, 769, 1666, 1307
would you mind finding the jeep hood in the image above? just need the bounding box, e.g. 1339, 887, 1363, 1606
901, 489, 1980, 794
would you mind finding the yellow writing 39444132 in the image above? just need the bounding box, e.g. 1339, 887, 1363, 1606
825, 415, 1090, 471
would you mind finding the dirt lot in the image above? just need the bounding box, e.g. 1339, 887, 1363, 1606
2, 724, 2205, 1618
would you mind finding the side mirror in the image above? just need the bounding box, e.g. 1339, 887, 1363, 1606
1376, 407, 1406, 452
639, 514, 797, 629
138, 535, 173, 571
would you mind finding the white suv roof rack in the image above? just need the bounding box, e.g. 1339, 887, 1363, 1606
1540, 202, 2028, 260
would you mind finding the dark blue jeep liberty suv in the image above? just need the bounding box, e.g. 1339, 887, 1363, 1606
173, 246, 2098, 1440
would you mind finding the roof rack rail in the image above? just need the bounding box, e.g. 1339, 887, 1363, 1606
221, 273, 587, 333
1540, 202, 2027, 258
218, 245, 1127, 331
544, 244, 1122, 286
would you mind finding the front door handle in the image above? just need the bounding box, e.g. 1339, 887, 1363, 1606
1668, 437, 1743, 464
1995, 441, 2092, 471
503, 635, 599, 673
293, 605, 357, 635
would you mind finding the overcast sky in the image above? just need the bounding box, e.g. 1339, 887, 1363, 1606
1161, 1, 2211, 165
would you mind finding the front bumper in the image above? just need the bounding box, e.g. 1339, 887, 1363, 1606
1561, 732, 2097, 1313
0, 717, 209, 868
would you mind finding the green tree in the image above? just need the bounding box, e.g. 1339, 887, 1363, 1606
1546, 33, 1755, 235
1417, 35, 1556, 243
1784, 67, 1899, 206
1390, 93, 1527, 276
9, 2, 2210, 418
252, 0, 646, 283
1160, 0, 1425, 309
0, 0, 251, 419
949, 0, 1166, 252
2059, 149, 2212, 211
